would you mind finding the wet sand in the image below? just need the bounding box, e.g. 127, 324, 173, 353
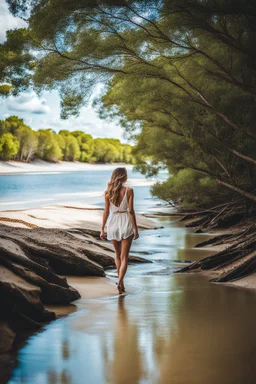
65, 276, 117, 298
45, 277, 118, 317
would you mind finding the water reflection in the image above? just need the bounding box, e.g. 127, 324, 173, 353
47, 370, 71, 384
132, 217, 216, 263
155, 275, 256, 384
103, 296, 145, 384
6, 274, 256, 384
5, 218, 256, 384
62, 339, 70, 360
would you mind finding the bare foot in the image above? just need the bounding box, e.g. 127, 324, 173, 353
117, 284, 123, 294
115, 282, 125, 292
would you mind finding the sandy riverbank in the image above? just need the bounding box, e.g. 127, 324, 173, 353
0, 203, 157, 230
0, 160, 132, 175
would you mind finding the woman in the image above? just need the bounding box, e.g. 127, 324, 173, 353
100, 167, 139, 294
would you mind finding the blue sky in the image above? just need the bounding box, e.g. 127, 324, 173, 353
0, 0, 124, 140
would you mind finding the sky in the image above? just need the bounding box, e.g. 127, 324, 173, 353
0, 0, 124, 141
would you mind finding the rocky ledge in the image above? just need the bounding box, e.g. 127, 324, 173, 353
0, 225, 149, 353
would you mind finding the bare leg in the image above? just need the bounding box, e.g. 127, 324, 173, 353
112, 240, 125, 292
118, 234, 133, 294
112, 239, 121, 276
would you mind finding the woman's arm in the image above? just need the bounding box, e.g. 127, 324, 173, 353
128, 188, 139, 240
100, 195, 110, 240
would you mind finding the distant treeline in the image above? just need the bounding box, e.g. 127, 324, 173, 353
0, 116, 133, 163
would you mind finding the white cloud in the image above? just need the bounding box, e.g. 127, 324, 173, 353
0, 0, 27, 42
33, 104, 125, 140
0, 2, 125, 141
7, 91, 51, 114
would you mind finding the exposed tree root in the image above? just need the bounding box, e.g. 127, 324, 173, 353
210, 251, 256, 282
180, 198, 256, 231
177, 224, 256, 284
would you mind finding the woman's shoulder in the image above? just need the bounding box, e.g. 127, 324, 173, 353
126, 187, 134, 195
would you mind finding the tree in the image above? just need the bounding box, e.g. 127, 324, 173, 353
3, 0, 256, 205
70, 131, 95, 162
36, 129, 62, 162
122, 145, 133, 164
0, 115, 26, 135
0, 29, 33, 96
93, 139, 119, 163
0, 133, 19, 160
61, 134, 81, 161
15, 126, 38, 162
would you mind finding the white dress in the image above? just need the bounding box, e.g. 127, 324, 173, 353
107, 187, 134, 241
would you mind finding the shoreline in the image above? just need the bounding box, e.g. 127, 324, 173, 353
0, 203, 156, 353
0, 201, 255, 354
0, 160, 133, 175
45, 276, 118, 317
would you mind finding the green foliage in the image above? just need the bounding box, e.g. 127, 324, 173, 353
15, 125, 38, 161
0, 84, 13, 96
0, 115, 27, 135
0, 116, 133, 163
61, 134, 81, 161
2, 1, 256, 206
152, 170, 223, 208
93, 139, 120, 163
0, 133, 19, 160
71, 131, 95, 162
0, 29, 34, 95
36, 129, 62, 162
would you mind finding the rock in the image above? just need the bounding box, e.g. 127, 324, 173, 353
128, 255, 152, 263
0, 266, 56, 327
0, 322, 16, 353
0, 226, 109, 275
0, 238, 80, 292
1, 259, 80, 304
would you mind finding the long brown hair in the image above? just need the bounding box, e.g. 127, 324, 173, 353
105, 167, 128, 206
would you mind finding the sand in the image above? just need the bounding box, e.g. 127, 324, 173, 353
0, 203, 157, 230
0, 160, 132, 175
66, 276, 117, 298
45, 276, 118, 316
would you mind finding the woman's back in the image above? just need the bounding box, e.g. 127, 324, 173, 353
109, 187, 129, 213
107, 187, 133, 241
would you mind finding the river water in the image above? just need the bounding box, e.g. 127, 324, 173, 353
1, 165, 256, 384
